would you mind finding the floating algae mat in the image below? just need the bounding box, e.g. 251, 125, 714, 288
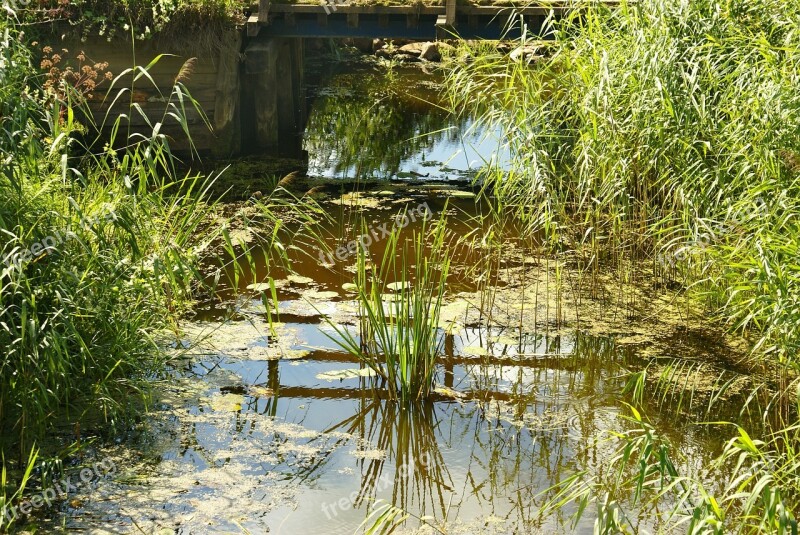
50, 54, 756, 535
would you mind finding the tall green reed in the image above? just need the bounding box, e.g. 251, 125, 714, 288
447, 0, 800, 366
446, 0, 800, 532
322, 209, 451, 402
0, 9, 219, 517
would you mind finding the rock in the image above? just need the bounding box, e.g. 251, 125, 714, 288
398, 42, 425, 57
420, 42, 441, 62
372, 38, 385, 52
375, 48, 392, 59
394, 53, 422, 63
509, 45, 543, 64
437, 41, 456, 52
351, 38, 373, 54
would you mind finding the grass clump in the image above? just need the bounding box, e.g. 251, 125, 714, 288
446, 0, 800, 531
0, 10, 221, 528
323, 210, 450, 403
448, 0, 800, 368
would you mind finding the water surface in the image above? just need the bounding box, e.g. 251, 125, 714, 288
53, 51, 737, 535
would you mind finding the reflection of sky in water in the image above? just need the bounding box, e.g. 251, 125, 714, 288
173, 330, 624, 534
308, 122, 511, 181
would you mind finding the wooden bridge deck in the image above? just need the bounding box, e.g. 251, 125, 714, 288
247, 0, 587, 39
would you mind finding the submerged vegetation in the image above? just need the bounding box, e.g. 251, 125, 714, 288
448, 0, 800, 531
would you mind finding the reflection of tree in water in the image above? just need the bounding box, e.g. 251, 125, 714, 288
304, 67, 467, 178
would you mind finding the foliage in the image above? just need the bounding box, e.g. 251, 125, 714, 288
14, 0, 244, 43
321, 210, 451, 402
38, 44, 112, 101
0, 10, 218, 527
304, 63, 462, 179
540, 402, 799, 534
447, 0, 800, 366
447, 1, 800, 532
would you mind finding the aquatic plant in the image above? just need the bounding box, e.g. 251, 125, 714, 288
540, 402, 799, 534
322, 209, 451, 402
448, 0, 800, 367
447, 0, 800, 531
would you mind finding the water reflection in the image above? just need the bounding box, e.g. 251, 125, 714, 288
54, 55, 730, 535
303, 58, 508, 180
161, 330, 633, 533
245, 332, 629, 534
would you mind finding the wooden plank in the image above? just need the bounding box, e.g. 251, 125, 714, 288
275, 39, 296, 135
245, 38, 280, 150
269, 4, 443, 14
460, 5, 563, 15
266, 1, 616, 15
247, 14, 261, 36
213, 31, 242, 157
291, 38, 306, 131
89, 86, 218, 106
445, 0, 456, 26
435, 14, 451, 39
258, 0, 271, 23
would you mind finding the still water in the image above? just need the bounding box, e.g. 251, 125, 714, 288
54, 50, 733, 535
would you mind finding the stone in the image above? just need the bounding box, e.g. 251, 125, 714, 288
509, 45, 543, 64
351, 38, 373, 54
420, 42, 441, 62
372, 38, 386, 52
398, 42, 425, 57
394, 53, 421, 63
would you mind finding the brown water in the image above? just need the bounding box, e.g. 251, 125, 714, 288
50, 51, 743, 535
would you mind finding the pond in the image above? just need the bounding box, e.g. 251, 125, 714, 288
51, 48, 748, 535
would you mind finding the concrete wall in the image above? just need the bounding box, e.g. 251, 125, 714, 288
59, 32, 247, 158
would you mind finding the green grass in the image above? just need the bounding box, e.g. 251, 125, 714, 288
448, 0, 800, 369
446, 0, 800, 532
321, 209, 451, 402
0, 12, 223, 530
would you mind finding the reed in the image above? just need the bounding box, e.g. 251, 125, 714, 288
322, 210, 451, 402
447, 0, 800, 368
446, 0, 800, 531
0, 13, 221, 525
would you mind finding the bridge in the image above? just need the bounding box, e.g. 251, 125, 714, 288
245, 0, 564, 40
84, 2, 588, 158
238, 1, 573, 156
